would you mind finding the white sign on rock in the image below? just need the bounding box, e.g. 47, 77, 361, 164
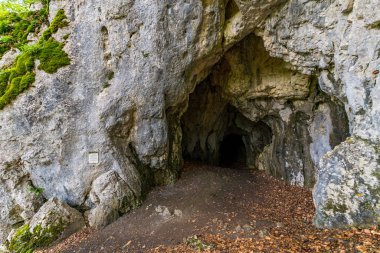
88, 152, 99, 164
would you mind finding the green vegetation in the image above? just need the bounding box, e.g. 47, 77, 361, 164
37, 38, 70, 73
0, 0, 48, 14
185, 235, 215, 251
39, 9, 68, 42
0, 2, 70, 110
368, 21, 380, 30
6, 223, 64, 253
0, 50, 36, 108
28, 185, 44, 196
0, 1, 49, 58
324, 199, 348, 213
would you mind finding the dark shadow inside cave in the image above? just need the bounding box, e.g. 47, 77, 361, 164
225, 0, 240, 20
219, 134, 246, 168
180, 81, 274, 170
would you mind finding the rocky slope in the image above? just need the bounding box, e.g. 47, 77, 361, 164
0, 0, 379, 248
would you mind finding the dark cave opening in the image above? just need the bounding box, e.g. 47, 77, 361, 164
225, 0, 240, 20
219, 134, 247, 168
180, 81, 274, 170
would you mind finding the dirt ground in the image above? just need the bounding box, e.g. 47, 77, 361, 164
39, 162, 380, 253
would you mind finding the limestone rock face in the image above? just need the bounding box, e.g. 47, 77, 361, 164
314, 138, 380, 227
0, 0, 379, 241
259, 0, 380, 227
0, 160, 44, 241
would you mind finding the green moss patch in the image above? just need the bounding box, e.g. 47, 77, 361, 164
37, 38, 70, 73
367, 21, 380, 30
0, 51, 35, 109
324, 199, 348, 213
0, 8, 48, 58
39, 9, 68, 42
0, 7, 70, 110
6, 223, 64, 253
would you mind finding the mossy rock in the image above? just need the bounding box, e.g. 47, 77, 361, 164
0, 8, 71, 110
7, 198, 85, 253
0, 8, 48, 58
323, 199, 348, 213
6, 223, 64, 253
39, 9, 68, 42
37, 38, 70, 74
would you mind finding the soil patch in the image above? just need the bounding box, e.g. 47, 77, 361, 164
39, 162, 380, 253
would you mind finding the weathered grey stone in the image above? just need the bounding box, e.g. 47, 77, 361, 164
4, 198, 84, 252
0, 49, 20, 70
29, 197, 85, 240
155, 205, 183, 220
87, 171, 139, 228
314, 137, 380, 227
155, 205, 172, 220
0, 160, 44, 243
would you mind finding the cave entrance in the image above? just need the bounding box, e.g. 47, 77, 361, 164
181, 82, 273, 170
219, 134, 246, 168
176, 33, 350, 187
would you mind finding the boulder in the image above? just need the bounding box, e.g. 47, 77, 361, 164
314, 137, 380, 227
6, 197, 84, 252
86, 171, 139, 228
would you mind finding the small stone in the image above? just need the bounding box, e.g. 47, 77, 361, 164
154, 205, 173, 219
276, 222, 283, 228
155, 205, 163, 213
258, 229, 268, 238
243, 224, 254, 231
174, 209, 183, 218
161, 207, 172, 219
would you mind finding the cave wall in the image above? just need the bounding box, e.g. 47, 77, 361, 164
0, 0, 379, 242
259, 0, 380, 228
182, 35, 349, 187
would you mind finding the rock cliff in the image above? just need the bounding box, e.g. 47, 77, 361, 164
0, 0, 379, 245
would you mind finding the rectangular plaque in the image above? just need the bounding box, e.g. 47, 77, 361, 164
88, 152, 99, 164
